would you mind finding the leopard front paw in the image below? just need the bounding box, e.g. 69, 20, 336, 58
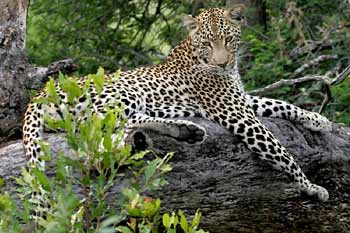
300, 112, 332, 132
176, 123, 207, 144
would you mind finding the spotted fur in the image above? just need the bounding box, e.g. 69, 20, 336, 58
23, 6, 331, 201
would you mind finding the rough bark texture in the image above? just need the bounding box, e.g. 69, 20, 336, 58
0, 0, 31, 143
1, 117, 349, 233
0, 1, 77, 145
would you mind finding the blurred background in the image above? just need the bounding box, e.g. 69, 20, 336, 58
26, 0, 350, 124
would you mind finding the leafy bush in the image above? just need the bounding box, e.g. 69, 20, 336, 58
0, 69, 207, 233
241, 1, 350, 124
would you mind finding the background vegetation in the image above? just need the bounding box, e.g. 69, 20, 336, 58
27, 0, 350, 124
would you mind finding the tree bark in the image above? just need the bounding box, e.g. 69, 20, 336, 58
0, 0, 77, 145
0, 0, 30, 143
1, 117, 349, 232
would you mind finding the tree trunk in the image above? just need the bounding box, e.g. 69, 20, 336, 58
0, 0, 30, 143
0, 0, 77, 145
1, 117, 349, 232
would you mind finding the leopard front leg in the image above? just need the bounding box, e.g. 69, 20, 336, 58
127, 113, 207, 144
245, 95, 332, 132
205, 99, 329, 201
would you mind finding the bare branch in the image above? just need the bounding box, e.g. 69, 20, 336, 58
248, 66, 349, 96
246, 75, 331, 96
289, 40, 334, 58
26, 59, 78, 90
331, 65, 350, 86
293, 55, 338, 77
319, 84, 332, 114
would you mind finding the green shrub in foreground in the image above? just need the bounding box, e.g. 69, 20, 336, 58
0, 68, 207, 233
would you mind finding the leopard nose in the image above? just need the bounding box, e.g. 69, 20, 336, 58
218, 62, 228, 68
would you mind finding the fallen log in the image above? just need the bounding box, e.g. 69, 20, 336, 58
0, 117, 350, 233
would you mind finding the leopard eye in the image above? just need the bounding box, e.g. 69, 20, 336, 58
231, 13, 245, 21
225, 36, 234, 43
202, 41, 211, 47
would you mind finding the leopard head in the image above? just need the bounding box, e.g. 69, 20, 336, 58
183, 5, 245, 72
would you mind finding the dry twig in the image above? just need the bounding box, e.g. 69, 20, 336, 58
247, 75, 331, 96
293, 55, 338, 77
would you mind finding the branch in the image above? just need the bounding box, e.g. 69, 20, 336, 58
289, 39, 334, 58
292, 55, 338, 77
26, 59, 78, 90
318, 64, 350, 113
247, 65, 350, 97
319, 84, 332, 114
246, 75, 331, 95
330, 64, 350, 85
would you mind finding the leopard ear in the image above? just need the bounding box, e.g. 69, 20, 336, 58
183, 15, 201, 35
225, 4, 246, 24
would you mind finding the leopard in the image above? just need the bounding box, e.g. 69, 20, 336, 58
23, 5, 332, 202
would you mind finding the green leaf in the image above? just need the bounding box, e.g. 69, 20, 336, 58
46, 77, 60, 105
144, 159, 159, 183
58, 75, 84, 105
163, 213, 171, 229
149, 178, 167, 189
15, 177, 25, 186
179, 210, 189, 233
81, 175, 90, 186
92, 67, 105, 94
0, 193, 12, 210
68, 80, 82, 104
116, 226, 133, 233
21, 168, 32, 184
22, 199, 31, 224
56, 153, 67, 183
108, 21, 118, 29
129, 150, 149, 161
160, 164, 172, 173
37, 141, 52, 161
110, 69, 121, 82
138, 225, 151, 233
171, 212, 178, 229
100, 215, 123, 228
32, 168, 51, 191
191, 210, 202, 229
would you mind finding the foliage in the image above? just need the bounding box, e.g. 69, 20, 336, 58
330, 82, 350, 125
27, 0, 188, 74
0, 69, 207, 232
241, 0, 350, 123
27, 0, 227, 74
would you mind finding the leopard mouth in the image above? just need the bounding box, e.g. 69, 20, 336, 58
192, 62, 237, 75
